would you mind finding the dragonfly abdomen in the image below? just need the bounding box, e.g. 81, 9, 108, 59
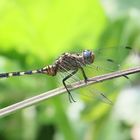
41, 65, 57, 76
0, 50, 95, 102
0, 65, 57, 78
0, 70, 41, 78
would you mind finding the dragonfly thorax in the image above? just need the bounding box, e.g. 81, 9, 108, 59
54, 50, 95, 73
82, 50, 95, 65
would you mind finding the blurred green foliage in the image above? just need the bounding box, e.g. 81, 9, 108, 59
0, 0, 140, 140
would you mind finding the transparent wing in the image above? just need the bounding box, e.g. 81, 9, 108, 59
57, 46, 137, 103
57, 65, 113, 104
79, 87, 113, 105
96, 46, 132, 67
83, 46, 138, 77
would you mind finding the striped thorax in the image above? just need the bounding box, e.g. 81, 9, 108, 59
54, 50, 95, 73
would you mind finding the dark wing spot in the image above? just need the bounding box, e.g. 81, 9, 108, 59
106, 59, 115, 63
125, 46, 132, 50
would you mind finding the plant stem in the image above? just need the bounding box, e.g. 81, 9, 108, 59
0, 66, 140, 117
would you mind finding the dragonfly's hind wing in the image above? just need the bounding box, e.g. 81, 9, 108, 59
80, 87, 113, 105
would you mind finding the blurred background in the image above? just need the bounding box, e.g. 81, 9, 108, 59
0, 0, 140, 140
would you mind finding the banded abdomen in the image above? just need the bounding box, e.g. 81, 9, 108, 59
0, 65, 57, 78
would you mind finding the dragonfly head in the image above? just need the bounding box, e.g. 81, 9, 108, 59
83, 50, 95, 65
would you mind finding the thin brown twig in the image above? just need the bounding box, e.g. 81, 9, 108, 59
0, 66, 140, 117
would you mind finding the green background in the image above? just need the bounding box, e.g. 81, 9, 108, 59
0, 0, 140, 140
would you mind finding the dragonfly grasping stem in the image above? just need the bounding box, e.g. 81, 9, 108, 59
0, 66, 140, 117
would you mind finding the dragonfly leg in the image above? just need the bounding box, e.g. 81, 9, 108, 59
80, 67, 89, 83
80, 67, 99, 83
123, 75, 129, 79
62, 69, 78, 103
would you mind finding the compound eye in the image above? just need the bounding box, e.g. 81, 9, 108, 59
83, 50, 90, 57
83, 50, 92, 64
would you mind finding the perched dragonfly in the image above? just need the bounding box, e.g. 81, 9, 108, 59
0, 46, 132, 103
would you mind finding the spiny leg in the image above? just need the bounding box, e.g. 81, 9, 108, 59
62, 69, 78, 103
80, 67, 88, 83
76, 59, 95, 82
80, 67, 98, 83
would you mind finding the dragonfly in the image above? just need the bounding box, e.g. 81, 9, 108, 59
0, 46, 132, 103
